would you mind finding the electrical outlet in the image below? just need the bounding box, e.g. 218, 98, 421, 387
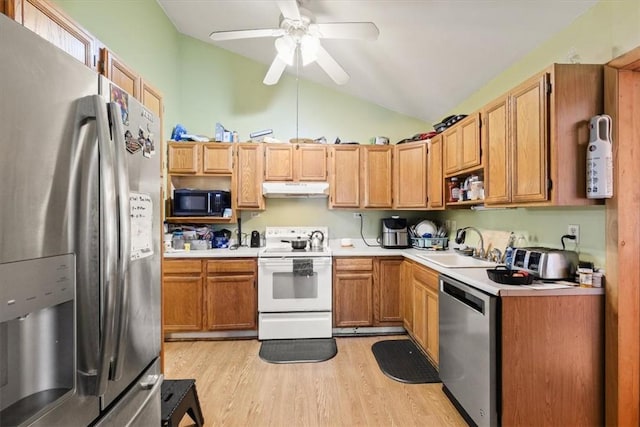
353, 213, 362, 219
568, 224, 580, 244
250, 212, 260, 218
451, 220, 457, 233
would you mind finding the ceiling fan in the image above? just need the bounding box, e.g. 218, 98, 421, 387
209, 0, 379, 85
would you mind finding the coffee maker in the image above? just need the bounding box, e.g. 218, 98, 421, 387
381, 216, 410, 248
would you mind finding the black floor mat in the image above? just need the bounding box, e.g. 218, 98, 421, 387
371, 339, 440, 384
259, 338, 337, 364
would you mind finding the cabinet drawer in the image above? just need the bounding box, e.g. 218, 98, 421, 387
334, 258, 373, 271
163, 259, 202, 274
207, 259, 256, 274
413, 265, 439, 292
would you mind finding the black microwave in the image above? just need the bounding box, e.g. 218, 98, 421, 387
173, 189, 231, 216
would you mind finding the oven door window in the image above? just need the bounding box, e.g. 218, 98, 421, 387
272, 271, 318, 299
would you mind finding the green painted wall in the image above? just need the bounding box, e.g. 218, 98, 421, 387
52, 0, 640, 267
175, 35, 426, 143
447, 0, 640, 117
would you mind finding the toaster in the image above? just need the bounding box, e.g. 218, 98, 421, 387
511, 247, 579, 280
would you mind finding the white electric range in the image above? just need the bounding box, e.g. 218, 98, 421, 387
257, 227, 331, 340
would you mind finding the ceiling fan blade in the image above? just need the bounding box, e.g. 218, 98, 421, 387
312, 22, 380, 40
315, 45, 349, 85
276, 0, 301, 21
209, 28, 284, 41
263, 56, 288, 85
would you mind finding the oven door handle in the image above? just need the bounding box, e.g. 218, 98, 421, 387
259, 258, 332, 268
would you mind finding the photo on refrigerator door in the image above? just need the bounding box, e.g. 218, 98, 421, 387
109, 84, 129, 125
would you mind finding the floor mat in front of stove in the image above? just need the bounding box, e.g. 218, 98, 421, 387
259, 338, 337, 364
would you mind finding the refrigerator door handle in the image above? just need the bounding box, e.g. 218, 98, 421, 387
77, 95, 120, 396
107, 102, 131, 382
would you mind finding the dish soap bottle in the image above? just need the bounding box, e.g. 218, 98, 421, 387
504, 233, 515, 269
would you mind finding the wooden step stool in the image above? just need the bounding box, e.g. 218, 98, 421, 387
161, 379, 205, 427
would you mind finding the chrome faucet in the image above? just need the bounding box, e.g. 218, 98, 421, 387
459, 226, 485, 259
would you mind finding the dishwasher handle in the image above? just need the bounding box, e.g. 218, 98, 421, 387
441, 280, 486, 315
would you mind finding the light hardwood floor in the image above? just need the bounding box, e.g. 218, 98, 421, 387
163, 335, 466, 427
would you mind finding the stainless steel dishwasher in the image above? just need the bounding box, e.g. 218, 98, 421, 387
439, 274, 498, 427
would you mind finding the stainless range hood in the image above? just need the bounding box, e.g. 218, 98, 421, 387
262, 182, 329, 198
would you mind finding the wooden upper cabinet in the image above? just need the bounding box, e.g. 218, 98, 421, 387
443, 113, 482, 176
460, 114, 482, 170
203, 144, 234, 174
510, 73, 549, 204
10, 0, 96, 69
427, 135, 445, 209
235, 143, 265, 210
264, 144, 294, 181
295, 144, 327, 181
168, 143, 198, 174
483, 64, 603, 207
328, 145, 360, 208
100, 48, 140, 99
393, 141, 427, 209
361, 145, 393, 208
264, 144, 326, 181
167, 142, 233, 176
141, 79, 164, 175
443, 127, 459, 175
483, 95, 511, 205
141, 80, 162, 118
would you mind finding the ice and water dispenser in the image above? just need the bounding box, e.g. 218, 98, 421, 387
0, 255, 75, 426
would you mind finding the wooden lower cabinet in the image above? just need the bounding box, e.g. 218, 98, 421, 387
162, 259, 203, 332
333, 257, 402, 328
501, 294, 604, 425
205, 259, 257, 331
411, 263, 439, 366
400, 260, 414, 331
333, 258, 374, 327
162, 258, 257, 335
374, 257, 403, 325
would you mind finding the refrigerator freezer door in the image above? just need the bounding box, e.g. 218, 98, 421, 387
94, 359, 163, 427
99, 76, 162, 409
0, 13, 102, 426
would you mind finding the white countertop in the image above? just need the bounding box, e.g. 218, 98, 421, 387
163, 238, 603, 297
164, 246, 261, 258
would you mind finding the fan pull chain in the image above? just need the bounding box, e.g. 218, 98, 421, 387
295, 47, 300, 142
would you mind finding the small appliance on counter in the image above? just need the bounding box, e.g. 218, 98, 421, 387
250, 230, 261, 248
511, 247, 579, 280
381, 216, 410, 249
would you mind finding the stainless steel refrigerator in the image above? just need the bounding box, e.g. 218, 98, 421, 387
0, 14, 162, 426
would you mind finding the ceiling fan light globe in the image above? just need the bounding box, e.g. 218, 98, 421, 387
275, 36, 295, 66
300, 34, 319, 66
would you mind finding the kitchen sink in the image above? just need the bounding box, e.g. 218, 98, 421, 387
416, 253, 498, 268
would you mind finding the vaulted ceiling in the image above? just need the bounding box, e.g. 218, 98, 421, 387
157, 0, 597, 124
